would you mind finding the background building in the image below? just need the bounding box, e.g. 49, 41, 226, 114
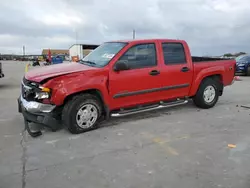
41, 49, 69, 61
69, 44, 99, 61
42, 49, 69, 56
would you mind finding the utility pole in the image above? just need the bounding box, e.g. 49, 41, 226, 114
75, 30, 80, 59
133, 29, 136, 39
23, 45, 25, 56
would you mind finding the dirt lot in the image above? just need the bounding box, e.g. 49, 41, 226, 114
0, 61, 250, 188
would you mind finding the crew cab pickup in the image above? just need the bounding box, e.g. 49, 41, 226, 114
18, 39, 236, 136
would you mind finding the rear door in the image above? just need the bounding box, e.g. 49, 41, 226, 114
109, 42, 164, 109
158, 42, 193, 99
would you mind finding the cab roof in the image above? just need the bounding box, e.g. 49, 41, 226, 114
108, 39, 186, 44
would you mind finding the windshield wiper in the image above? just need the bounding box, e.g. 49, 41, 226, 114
79, 60, 96, 65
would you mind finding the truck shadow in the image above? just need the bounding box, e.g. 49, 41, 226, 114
32, 102, 198, 136
0, 83, 18, 89
31, 101, 228, 136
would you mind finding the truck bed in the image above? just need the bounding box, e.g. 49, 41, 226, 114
192, 56, 229, 62
193, 59, 236, 86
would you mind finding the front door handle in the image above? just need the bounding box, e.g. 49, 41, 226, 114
181, 67, 190, 72
149, 70, 160, 76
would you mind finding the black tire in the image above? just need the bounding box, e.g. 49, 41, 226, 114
62, 94, 102, 134
193, 78, 220, 109
247, 66, 250, 76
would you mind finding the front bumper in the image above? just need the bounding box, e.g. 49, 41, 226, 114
18, 96, 61, 131
235, 66, 247, 73
235, 70, 246, 73
19, 95, 56, 113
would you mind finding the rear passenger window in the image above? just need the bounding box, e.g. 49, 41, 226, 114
118, 43, 157, 69
162, 43, 186, 65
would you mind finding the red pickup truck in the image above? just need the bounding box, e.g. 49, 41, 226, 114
18, 39, 236, 136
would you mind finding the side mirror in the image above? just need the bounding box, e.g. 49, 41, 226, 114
114, 60, 129, 71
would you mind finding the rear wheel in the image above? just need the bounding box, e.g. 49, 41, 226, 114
62, 94, 102, 134
247, 66, 250, 76
193, 78, 220, 109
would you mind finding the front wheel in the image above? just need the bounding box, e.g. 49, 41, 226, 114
193, 78, 220, 109
62, 94, 102, 134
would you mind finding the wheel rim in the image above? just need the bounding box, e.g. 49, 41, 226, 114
203, 85, 216, 103
76, 104, 98, 129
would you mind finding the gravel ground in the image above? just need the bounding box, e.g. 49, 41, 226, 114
0, 61, 250, 188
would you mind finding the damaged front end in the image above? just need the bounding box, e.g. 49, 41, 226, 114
18, 77, 61, 137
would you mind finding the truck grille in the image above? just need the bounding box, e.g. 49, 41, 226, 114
21, 77, 38, 101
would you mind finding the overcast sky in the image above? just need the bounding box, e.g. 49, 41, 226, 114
0, 0, 249, 55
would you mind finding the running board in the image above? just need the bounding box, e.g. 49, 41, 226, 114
111, 100, 188, 117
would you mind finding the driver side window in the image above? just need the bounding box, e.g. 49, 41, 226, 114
118, 43, 157, 69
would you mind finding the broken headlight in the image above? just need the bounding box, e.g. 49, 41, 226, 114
34, 87, 51, 100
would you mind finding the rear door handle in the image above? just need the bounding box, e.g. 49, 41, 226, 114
149, 70, 160, 76
181, 67, 190, 72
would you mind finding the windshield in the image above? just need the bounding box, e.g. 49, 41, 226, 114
79, 42, 127, 67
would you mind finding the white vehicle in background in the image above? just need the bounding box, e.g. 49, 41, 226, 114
65, 55, 70, 61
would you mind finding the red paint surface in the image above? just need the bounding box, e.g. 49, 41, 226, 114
25, 39, 236, 110
25, 63, 98, 82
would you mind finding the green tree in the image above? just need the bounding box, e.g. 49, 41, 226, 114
223, 53, 233, 57
235, 52, 246, 57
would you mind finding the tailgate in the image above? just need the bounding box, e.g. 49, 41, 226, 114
223, 60, 236, 85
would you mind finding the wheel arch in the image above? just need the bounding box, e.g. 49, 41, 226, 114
192, 77, 220, 109
201, 74, 223, 96
190, 73, 224, 97
63, 89, 110, 118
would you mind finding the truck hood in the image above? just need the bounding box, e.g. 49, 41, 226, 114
25, 63, 97, 83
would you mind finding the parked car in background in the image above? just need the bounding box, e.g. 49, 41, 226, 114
18, 39, 236, 136
32, 58, 40, 66
235, 54, 250, 76
0, 62, 4, 78
51, 55, 63, 64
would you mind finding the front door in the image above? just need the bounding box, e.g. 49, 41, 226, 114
109, 43, 163, 110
